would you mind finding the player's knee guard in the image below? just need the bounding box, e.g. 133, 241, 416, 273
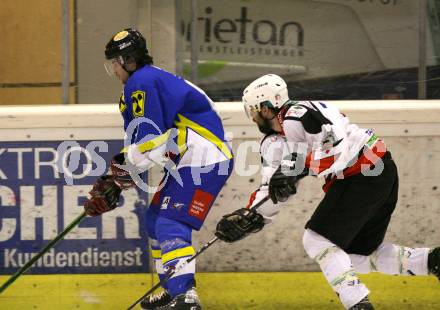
302, 230, 353, 281
303, 228, 337, 258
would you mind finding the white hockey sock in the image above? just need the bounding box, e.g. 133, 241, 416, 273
303, 229, 369, 309
350, 242, 430, 275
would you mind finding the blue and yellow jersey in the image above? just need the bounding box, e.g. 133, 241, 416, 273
119, 65, 232, 167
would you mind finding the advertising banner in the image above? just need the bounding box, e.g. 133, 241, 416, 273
180, 0, 423, 84
0, 139, 149, 274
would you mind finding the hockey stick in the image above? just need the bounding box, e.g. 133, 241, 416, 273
127, 195, 270, 310
0, 211, 87, 295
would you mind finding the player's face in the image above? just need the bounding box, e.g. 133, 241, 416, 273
249, 109, 260, 122
250, 109, 275, 135
105, 58, 130, 84
112, 60, 130, 84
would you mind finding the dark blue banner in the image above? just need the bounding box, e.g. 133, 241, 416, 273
0, 140, 149, 274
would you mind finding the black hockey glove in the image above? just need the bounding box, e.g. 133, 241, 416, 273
215, 208, 265, 243
268, 153, 308, 204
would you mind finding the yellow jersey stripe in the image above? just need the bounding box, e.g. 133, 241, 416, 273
161, 246, 195, 264
174, 114, 233, 159
121, 129, 172, 154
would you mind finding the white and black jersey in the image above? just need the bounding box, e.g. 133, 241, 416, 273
247, 101, 397, 255
277, 101, 387, 191
247, 100, 387, 222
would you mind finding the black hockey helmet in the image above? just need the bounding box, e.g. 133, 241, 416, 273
105, 28, 153, 67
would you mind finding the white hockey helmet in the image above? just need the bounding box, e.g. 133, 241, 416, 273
242, 74, 290, 118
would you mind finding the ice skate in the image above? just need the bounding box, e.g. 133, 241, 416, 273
140, 290, 172, 310
167, 287, 202, 310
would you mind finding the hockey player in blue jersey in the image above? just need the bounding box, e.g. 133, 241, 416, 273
83, 28, 233, 309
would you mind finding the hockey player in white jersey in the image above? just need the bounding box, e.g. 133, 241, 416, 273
215, 74, 440, 310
